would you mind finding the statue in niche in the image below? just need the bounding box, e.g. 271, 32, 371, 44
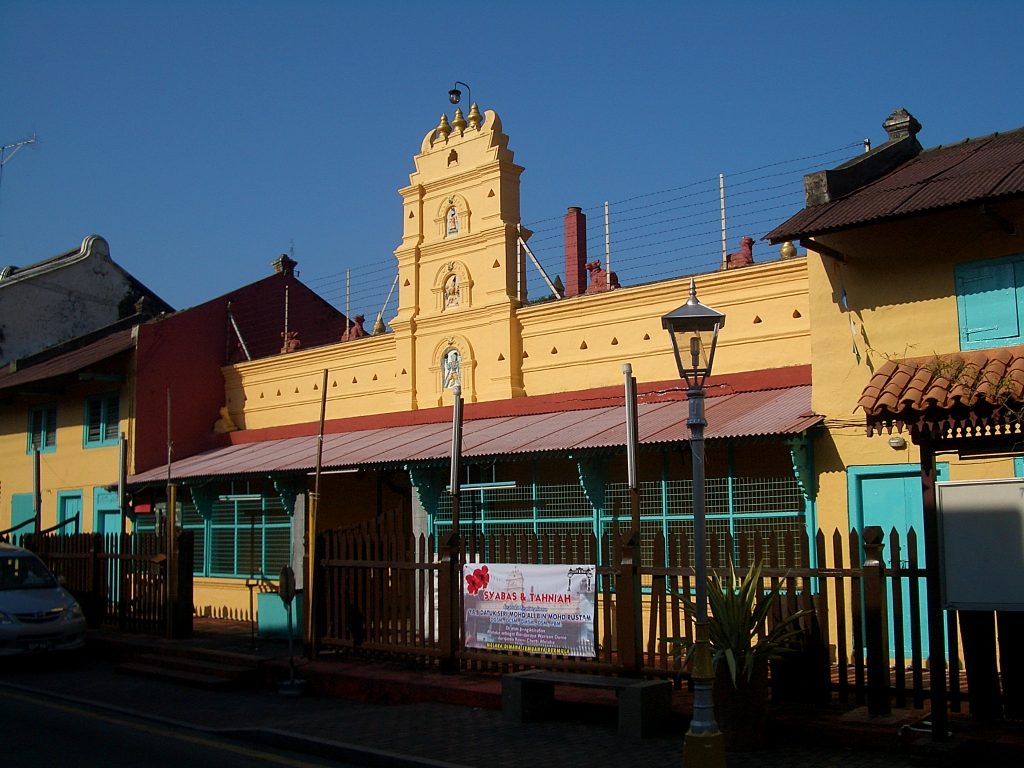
446, 206, 459, 235
442, 348, 461, 389
444, 274, 460, 307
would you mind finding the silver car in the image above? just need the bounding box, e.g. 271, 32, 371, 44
0, 543, 86, 655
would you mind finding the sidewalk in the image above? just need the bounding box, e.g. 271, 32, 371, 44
2, 619, 1018, 768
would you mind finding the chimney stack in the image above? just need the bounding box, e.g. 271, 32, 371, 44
564, 207, 588, 298
882, 108, 921, 142
273, 254, 297, 277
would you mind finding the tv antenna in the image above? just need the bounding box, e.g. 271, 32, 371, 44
0, 133, 39, 213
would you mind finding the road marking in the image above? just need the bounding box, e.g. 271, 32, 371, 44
0, 688, 329, 768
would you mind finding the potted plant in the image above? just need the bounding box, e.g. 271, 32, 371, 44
668, 560, 810, 751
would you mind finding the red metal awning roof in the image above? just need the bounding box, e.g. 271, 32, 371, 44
129, 384, 820, 484
0, 329, 136, 391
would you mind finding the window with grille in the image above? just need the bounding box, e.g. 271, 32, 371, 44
27, 404, 57, 453
84, 392, 120, 447
133, 496, 291, 579
432, 475, 806, 566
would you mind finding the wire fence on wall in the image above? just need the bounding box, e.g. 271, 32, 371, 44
289, 141, 863, 349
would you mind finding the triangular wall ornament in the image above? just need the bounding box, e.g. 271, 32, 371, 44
492, 260, 500, 268
551, 347, 558, 354
611, 337, 619, 346
497, 353, 505, 361
523, 351, 529, 359
753, 315, 762, 324
408, 210, 415, 219
793, 309, 802, 318
487, 189, 495, 197
643, 333, 650, 340
352, 376, 358, 384
580, 341, 588, 350
404, 278, 411, 286
372, 374, 378, 381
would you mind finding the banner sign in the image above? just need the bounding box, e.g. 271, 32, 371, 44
462, 562, 596, 657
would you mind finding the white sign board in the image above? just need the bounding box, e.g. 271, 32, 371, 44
937, 478, 1024, 611
462, 562, 596, 657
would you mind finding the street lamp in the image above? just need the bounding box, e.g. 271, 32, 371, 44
662, 278, 726, 767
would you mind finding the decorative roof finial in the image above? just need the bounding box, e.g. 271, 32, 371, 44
467, 103, 483, 130
435, 113, 452, 143
452, 108, 467, 135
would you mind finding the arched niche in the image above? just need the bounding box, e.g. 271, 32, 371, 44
435, 193, 471, 240
430, 334, 476, 406
432, 260, 473, 311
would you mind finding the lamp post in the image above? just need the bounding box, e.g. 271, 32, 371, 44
662, 278, 726, 768
448, 81, 471, 106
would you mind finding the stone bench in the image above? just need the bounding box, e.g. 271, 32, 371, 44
501, 669, 672, 738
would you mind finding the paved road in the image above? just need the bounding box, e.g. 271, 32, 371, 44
0, 686, 352, 768
0, 653, 932, 768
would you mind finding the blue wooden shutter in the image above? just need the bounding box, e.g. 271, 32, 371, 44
956, 260, 1023, 349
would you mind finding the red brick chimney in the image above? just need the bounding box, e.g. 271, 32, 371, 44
564, 207, 588, 297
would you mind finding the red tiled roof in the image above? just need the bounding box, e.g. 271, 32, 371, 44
857, 346, 1024, 439
129, 381, 821, 484
767, 127, 1024, 243
0, 329, 136, 391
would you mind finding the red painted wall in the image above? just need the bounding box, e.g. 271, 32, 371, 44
133, 272, 347, 472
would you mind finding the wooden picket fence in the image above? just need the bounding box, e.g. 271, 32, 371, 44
315, 511, 1020, 717
13, 531, 193, 636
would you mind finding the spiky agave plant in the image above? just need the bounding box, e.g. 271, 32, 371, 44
706, 559, 810, 687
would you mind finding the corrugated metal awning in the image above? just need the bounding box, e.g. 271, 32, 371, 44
766, 127, 1024, 243
129, 384, 820, 484
0, 329, 136, 391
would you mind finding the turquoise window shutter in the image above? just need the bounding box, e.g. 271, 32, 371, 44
956, 259, 1023, 349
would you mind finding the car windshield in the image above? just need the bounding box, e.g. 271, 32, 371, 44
0, 553, 58, 591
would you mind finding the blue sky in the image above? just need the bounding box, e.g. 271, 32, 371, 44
3, 1, 1021, 321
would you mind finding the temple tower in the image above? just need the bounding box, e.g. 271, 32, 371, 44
392, 105, 528, 407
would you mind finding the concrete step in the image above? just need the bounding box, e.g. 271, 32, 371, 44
116, 651, 261, 690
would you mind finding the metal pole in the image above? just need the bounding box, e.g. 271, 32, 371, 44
623, 363, 640, 531
306, 368, 329, 656
32, 448, 41, 534
516, 224, 524, 303
450, 384, 464, 534
166, 389, 176, 640
719, 174, 728, 269
682, 382, 726, 766
604, 201, 611, 276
